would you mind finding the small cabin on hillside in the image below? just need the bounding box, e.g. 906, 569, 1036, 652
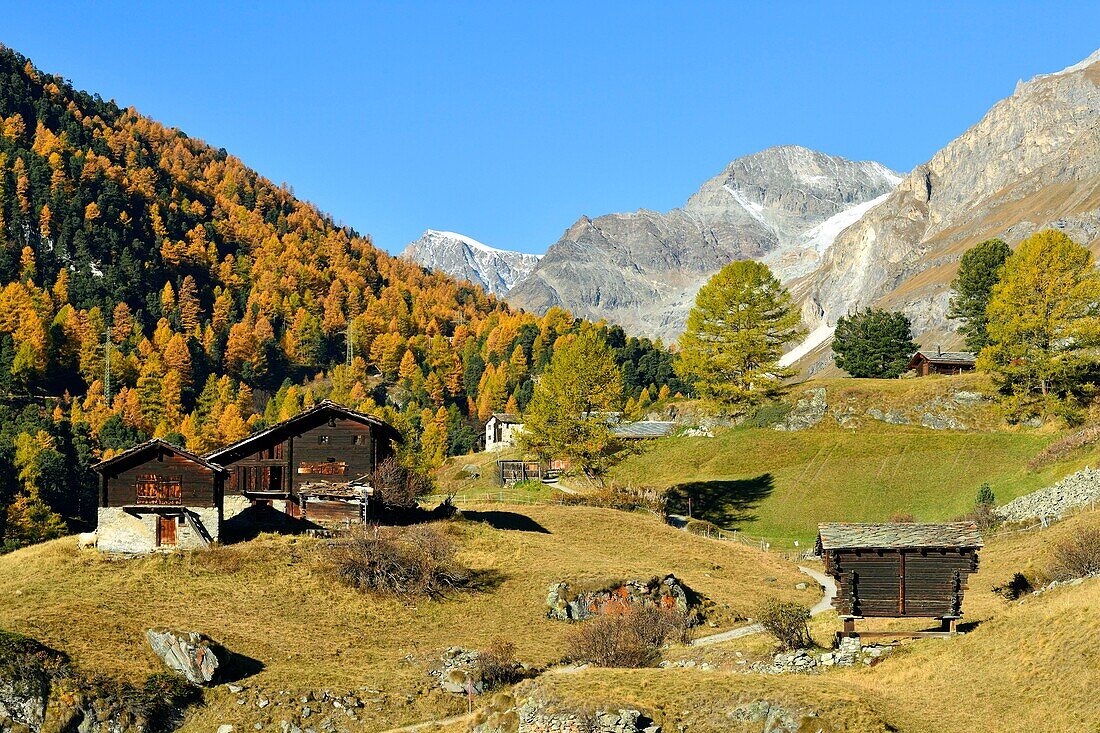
817, 522, 983, 636
94, 440, 228, 553
94, 401, 402, 553
485, 413, 523, 451
908, 349, 977, 376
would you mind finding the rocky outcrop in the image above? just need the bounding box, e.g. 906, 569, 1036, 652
802, 49, 1100, 355
0, 630, 197, 733
546, 576, 691, 622
996, 467, 1100, 522
401, 230, 540, 296
508, 146, 899, 340
145, 628, 222, 685
774, 388, 827, 431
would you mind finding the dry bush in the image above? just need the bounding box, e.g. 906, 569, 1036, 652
956, 503, 1000, 533
564, 606, 689, 667
370, 457, 434, 508
888, 512, 915, 524
1047, 525, 1100, 581
476, 639, 523, 689
325, 524, 468, 597
1028, 424, 1100, 470
756, 597, 811, 650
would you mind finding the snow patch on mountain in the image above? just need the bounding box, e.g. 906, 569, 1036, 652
401, 230, 541, 296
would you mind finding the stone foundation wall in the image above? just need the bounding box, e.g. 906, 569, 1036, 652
223, 495, 252, 521
97, 507, 219, 554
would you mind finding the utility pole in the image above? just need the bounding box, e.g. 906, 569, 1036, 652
104, 323, 112, 407
345, 319, 354, 368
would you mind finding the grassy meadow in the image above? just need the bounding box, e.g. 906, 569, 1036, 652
609, 376, 1100, 547
0, 505, 813, 731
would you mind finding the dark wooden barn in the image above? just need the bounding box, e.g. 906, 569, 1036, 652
93, 401, 402, 552
907, 349, 977, 376
817, 522, 983, 636
93, 439, 228, 553
205, 400, 402, 528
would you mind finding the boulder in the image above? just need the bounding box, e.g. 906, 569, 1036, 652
145, 628, 222, 685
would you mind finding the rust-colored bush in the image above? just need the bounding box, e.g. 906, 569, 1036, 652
325, 524, 468, 597
1047, 525, 1100, 581
564, 606, 690, 667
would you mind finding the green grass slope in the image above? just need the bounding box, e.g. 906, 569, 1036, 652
611, 378, 1098, 546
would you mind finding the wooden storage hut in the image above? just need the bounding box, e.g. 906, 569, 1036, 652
94, 439, 228, 553
817, 522, 983, 636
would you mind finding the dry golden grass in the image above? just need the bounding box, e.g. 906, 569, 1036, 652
548, 511, 1100, 733
0, 504, 812, 730
516, 669, 895, 732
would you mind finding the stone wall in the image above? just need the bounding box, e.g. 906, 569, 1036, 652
545, 576, 691, 622
471, 692, 659, 733
223, 494, 252, 521
97, 507, 219, 554
996, 467, 1100, 522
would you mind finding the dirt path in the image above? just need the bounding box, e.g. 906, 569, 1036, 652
692, 565, 835, 647
379, 713, 472, 733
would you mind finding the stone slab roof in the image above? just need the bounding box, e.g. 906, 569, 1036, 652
913, 350, 976, 365
611, 421, 678, 439
817, 522, 984, 550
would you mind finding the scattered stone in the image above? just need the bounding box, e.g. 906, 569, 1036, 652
952, 391, 986, 406
867, 408, 911, 425
727, 700, 819, 733
144, 627, 222, 685
429, 647, 484, 695
775, 388, 827, 432
217, 726, 234, 733
681, 427, 714, 438
227, 684, 243, 694
996, 466, 1100, 522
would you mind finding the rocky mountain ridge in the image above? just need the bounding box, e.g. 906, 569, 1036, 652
506, 145, 901, 340
796, 47, 1100, 369
401, 230, 540, 296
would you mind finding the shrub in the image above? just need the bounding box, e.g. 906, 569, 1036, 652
957, 503, 1000, 533
564, 606, 689, 667
744, 402, 791, 428
476, 639, 523, 689
325, 524, 469, 597
1047, 525, 1100, 581
370, 457, 434, 508
975, 483, 996, 507
992, 572, 1034, 601
756, 598, 811, 650
888, 512, 915, 524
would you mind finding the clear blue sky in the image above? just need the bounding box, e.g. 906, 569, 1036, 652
3, 2, 1099, 254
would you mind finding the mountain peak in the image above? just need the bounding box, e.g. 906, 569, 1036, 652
402, 230, 540, 296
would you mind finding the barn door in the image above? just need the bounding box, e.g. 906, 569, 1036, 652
156, 515, 177, 547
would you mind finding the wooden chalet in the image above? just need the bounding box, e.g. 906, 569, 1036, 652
206, 399, 401, 529
93, 439, 228, 553
907, 348, 977, 376
817, 522, 983, 637
93, 401, 402, 553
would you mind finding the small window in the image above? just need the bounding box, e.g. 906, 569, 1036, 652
353, 435, 366, 446
318, 435, 330, 444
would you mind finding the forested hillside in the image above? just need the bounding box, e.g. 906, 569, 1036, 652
0, 46, 682, 549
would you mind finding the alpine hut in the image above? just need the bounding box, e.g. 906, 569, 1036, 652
817, 522, 983, 637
